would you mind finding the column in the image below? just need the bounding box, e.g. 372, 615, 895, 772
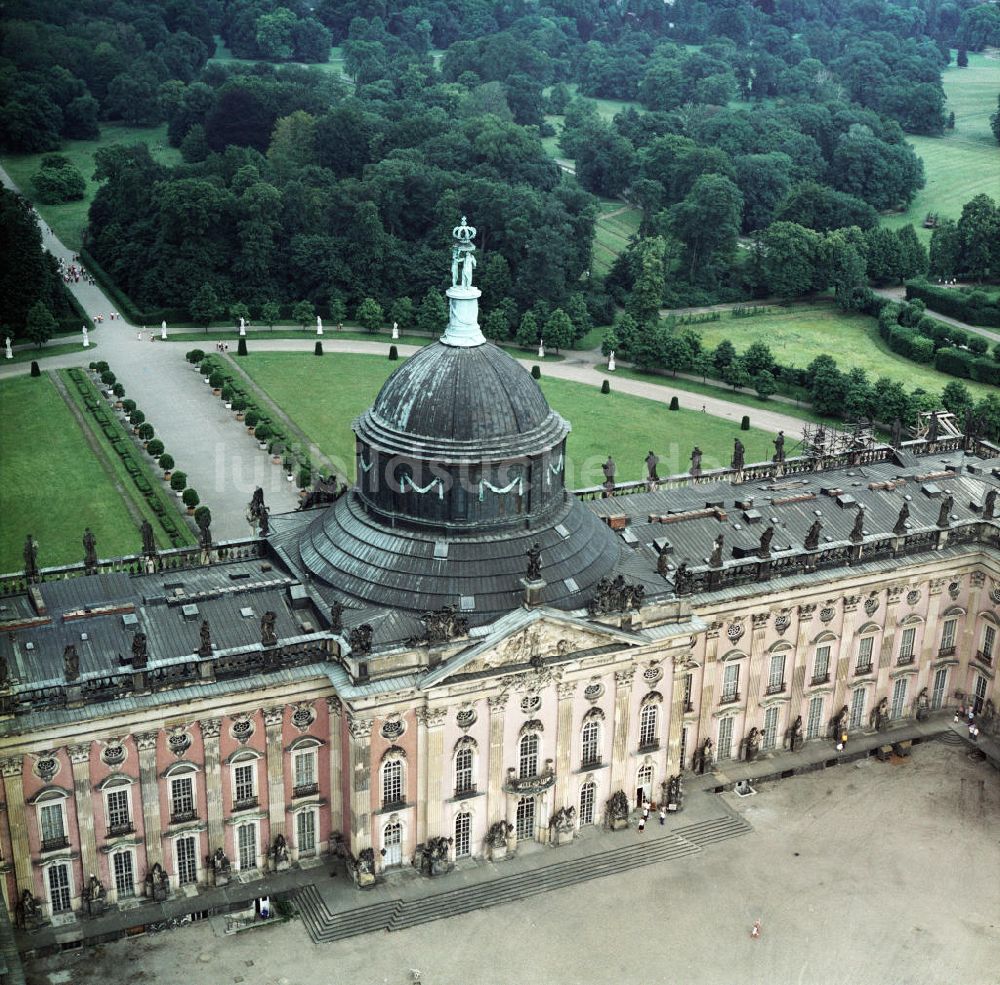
200, 718, 225, 854
422, 708, 447, 839
326, 697, 343, 841
553, 682, 576, 808
263, 706, 286, 844
610, 666, 636, 794
347, 717, 373, 854
134, 730, 164, 870
486, 694, 508, 825
68, 743, 99, 888
743, 613, 771, 719
1, 757, 32, 895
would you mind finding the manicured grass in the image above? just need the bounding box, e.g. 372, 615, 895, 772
0, 124, 181, 250
883, 51, 1000, 242
593, 199, 642, 276
692, 302, 995, 400
239, 352, 776, 487
5, 341, 96, 365
209, 38, 347, 75
0, 374, 143, 571
165, 329, 436, 347
575, 324, 609, 351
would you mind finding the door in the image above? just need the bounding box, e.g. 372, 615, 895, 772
850, 688, 866, 729
807, 696, 823, 739
973, 674, 987, 714
579, 782, 596, 826
113, 851, 135, 898
48, 863, 71, 913
454, 813, 471, 858
383, 821, 402, 867
515, 797, 535, 841
636, 764, 653, 807
891, 677, 908, 720
763, 706, 780, 750
297, 810, 316, 855
718, 716, 734, 760
176, 836, 197, 885
931, 667, 947, 710
237, 823, 256, 871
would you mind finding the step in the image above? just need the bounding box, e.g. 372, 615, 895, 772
291, 885, 400, 943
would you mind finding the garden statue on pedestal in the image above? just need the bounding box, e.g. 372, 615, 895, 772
549, 806, 576, 845
354, 847, 376, 887
645, 450, 659, 483
316, 315, 323, 336
15, 890, 43, 930
789, 715, 804, 752
608, 350, 615, 371
270, 834, 291, 871
916, 687, 929, 722
82, 325, 89, 347
744, 726, 761, 763
417, 836, 453, 876
871, 697, 889, 731
605, 790, 630, 830
695, 738, 714, 774
210, 847, 231, 886
487, 821, 514, 859
64, 644, 79, 683
85, 874, 106, 917
392, 321, 399, 340
146, 862, 169, 901
161, 320, 167, 340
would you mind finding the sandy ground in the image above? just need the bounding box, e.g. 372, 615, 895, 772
26, 742, 1000, 985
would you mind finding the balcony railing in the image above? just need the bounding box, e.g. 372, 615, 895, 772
854, 663, 873, 676
580, 755, 603, 768
897, 652, 915, 666
938, 645, 956, 657
40, 835, 69, 852
381, 797, 407, 811
765, 682, 786, 696
232, 796, 258, 812
454, 782, 477, 797
976, 649, 994, 666
170, 809, 197, 824
720, 691, 741, 706
107, 821, 134, 837
810, 672, 830, 686
637, 740, 660, 753
504, 767, 555, 795
292, 783, 319, 799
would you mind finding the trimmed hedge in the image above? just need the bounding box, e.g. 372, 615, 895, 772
79, 247, 188, 325
905, 279, 1000, 328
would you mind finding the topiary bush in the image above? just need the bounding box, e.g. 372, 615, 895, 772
245, 409, 260, 429
138, 423, 154, 442
170, 470, 187, 491
146, 439, 164, 457
232, 396, 247, 412
209, 370, 225, 389
30, 361, 40, 377
297, 466, 312, 488
221, 384, 234, 402
159, 453, 174, 472
388, 345, 398, 360
130, 409, 145, 427
122, 398, 136, 414
100, 370, 115, 386
112, 383, 125, 398
669, 396, 679, 411
601, 379, 610, 394
254, 422, 272, 443
182, 487, 199, 508
186, 349, 205, 364
194, 505, 211, 528
237, 337, 247, 356
95, 361, 109, 374
314, 341, 323, 356
741, 415, 750, 430
531, 365, 541, 379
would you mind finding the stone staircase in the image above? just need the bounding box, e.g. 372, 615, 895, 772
290, 813, 751, 943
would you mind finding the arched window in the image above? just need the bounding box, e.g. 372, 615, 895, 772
519, 733, 539, 779
382, 759, 403, 807
454, 812, 471, 858
454, 745, 474, 795
639, 704, 658, 749
579, 781, 596, 825
581, 720, 601, 766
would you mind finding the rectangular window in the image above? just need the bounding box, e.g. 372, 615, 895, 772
176, 836, 197, 885
856, 636, 874, 672
39, 803, 65, 846
237, 823, 257, 871
581, 723, 600, 765
891, 676, 908, 720
899, 627, 916, 662
722, 663, 739, 702
296, 810, 316, 855
767, 654, 785, 694
806, 695, 823, 739
48, 863, 71, 913
931, 667, 947, 711
983, 625, 996, 662
455, 747, 474, 793
638, 705, 658, 748
293, 750, 317, 790
718, 717, 734, 760
850, 688, 867, 729
113, 852, 135, 898
106, 789, 130, 830
455, 812, 472, 856
762, 706, 779, 750
171, 776, 194, 818
940, 619, 957, 652
813, 646, 830, 683
234, 764, 255, 805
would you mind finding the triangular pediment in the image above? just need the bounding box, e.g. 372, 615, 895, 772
420, 607, 640, 689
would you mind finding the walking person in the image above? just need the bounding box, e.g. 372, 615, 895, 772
751, 919, 761, 939
659, 806, 666, 826
637, 816, 645, 834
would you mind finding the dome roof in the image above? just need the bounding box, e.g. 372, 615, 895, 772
368, 341, 552, 445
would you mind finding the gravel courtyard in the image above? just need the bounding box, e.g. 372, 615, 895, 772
26, 741, 1000, 985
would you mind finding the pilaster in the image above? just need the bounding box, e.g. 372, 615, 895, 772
347, 717, 373, 854
696, 623, 722, 749
666, 655, 689, 774
554, 682, 576, 807
263, 706, 286, 845
1, 757, 32, 895
200, 718, 224, 854
134, 730, 163, 869
610, 666, 635, 793
486, 694, 508, 825
744, 613, 770, 714
830, 599, 856, 714
68, 743, 99, 891
919, 580, 945, 696
418, 708, 447, 839
326, 697, 343, 838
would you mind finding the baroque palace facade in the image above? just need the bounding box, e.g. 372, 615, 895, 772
1, 220, 998, 924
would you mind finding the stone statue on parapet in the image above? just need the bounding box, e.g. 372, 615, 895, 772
690, 446, 702, 476
526, 543, 542, 582
198, 620, 213, 657
83, 527, 98, 572
731, 438, 745, 471
64, 644, 79, 682
140, 519, 157, 558
893, 502, 910, 535
645, 450, 659, 482
23, 534, 39, 583
804, 519, 822, 551
709, 533, 724, 568
850, 507, 865, 543
772, 431, 785, 463
937, 494, 953, 528
261, 611, 278, 647
758, 526, 774, 559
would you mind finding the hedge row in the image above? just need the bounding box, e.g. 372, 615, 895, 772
79, 248, 187, 325
67, 367, 189, 547
905, 279, 1000, 328
933, 346, 1000, 385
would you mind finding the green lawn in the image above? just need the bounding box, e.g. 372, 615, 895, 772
692, 302, 995, 400
0, 374, 145, 571
238, 351, 776, 487
0, 123, 181, 250
5, 341, 95, 365
209, 38, 348, 75
593, 199, 642, 276
883, 51, 1000, 242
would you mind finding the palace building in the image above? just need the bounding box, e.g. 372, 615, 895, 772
1, 220, 998, 925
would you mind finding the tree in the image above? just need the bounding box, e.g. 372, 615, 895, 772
267, 111, 317, 179
292, 300, 316, 328
723, 358, 751, 390
356, 297, 383, 334
941, 380, 974, 418
713, 339, 737, 374
626, 237, 667, 326
743, 341, 776, 377
956, 194, 1000, 281
483, 309, 509, 342
992, 95, 1000, 145
575, 121, 636, 198
754, 370, 777, 400
957, 49, 968, 68
30, 157, 85, 204
261, 301, 281, 329
25, 301, 56, 347
516, 311, 539, 349
544, 309, 574, 352
388, 297, 414, 332
669, 175, 743, 283
292, 17, 332, 62
761, 222, 822, 298
256, 8, 297, 60
601, 328, 619, 357
229, 302, 250, 326
416, 289, 447, 336
189, 283, 222, 326
182, 487, 200, 509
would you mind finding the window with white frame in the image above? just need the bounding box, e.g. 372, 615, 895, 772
293, 747, 317, 792
891, 676, 908, 719
931, 666, 948, 710
813, 645, 831, 682
581, 720, 600, 765
382, 758, 403, 807
579, 782, 596, 826
806, 695, 824, 738
718, 716, 734, 759
856, 636, 874, 672
237, 822, 257, 870
767, 653, 786, 694
233, 762, 256, 807
47, 863, 72, 913
519, 733, 539, 779
296, 809, 317, 855
454, 812, 471, 857
762, 706, 780, 749
454, 745, 474, 794
170, 775, 194, 820
722, 662, 739, 701
850, 687, 867, 729
176, 835, 198, 885
638, 704, 658, 748
38, 799, 66, 849
982, 624, 996, 662
899, 626, 916, 661
112, 851, 135, 897
106, 787, 131, 832
940, 619, 957, 651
